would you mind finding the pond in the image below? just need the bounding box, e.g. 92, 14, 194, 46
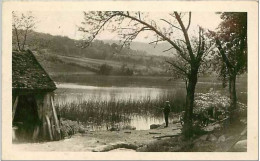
55, 83, 177, 103
53, 76, 247, 130
55, 83, 182, 130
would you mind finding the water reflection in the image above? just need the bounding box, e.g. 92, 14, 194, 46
54, 78, 246, 131
129, 115, 165, 130
55, 83, 180, 130
55, 83, 170, 104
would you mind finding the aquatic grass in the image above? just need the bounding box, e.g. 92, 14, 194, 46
55, 89, 186, 128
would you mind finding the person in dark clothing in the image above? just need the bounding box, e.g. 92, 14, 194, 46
163, 101, 171, 127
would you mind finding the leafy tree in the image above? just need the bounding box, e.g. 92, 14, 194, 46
209, 12, 247, 123
79, 11, 213, 138
99, 63, 113, 75
111, 43, 119, 51
12, 11, 37, 51
119, 64, 134, 76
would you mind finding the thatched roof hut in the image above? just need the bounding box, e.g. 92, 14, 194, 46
12, 50, 61, 142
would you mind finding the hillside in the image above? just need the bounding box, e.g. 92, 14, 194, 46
14, 31, 171, 80
102, 40, 174, 56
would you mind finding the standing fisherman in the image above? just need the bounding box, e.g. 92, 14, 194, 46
164, 101, 171, 127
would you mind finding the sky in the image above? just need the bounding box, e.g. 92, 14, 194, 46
31, 11, 222, 42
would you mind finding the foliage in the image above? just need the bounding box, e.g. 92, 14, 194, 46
194, 90, 230, 114
98, 63, 113, 75
118, 64, 134, 76
193, 90, 247, 125
60, 119, 78, 138
209, 12, 247, 123
98, 63, 135, 76
210, 12, 247, 86
60, 118, 86, 138
218, 12, 247, 74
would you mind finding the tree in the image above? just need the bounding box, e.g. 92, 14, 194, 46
79, 11, 213, 138
209, 13, 247, 123
99, 63, 113, 75
12, 11, 37, 51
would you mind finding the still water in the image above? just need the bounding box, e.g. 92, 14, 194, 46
54, 78, 246, 130
55, 83, 174, 103
54, 83, 180, 130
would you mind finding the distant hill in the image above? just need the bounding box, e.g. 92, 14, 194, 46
12, 31, 171, 79
102, 40, 174, 57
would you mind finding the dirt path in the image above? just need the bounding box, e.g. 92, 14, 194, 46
13, 123, 182, 152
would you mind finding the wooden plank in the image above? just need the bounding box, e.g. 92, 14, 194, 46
32, 126, 40, 141
153, 134, 179, 139
42, 121, 47, 140
92, 143, 138, 152
51, 96, 61, 140
12, 96, 19, 121
12, 126, 18, 141
42, 95, 47, 140
50, 118, 55, 139
149, 132, 161, 134
45, 115, 53, 141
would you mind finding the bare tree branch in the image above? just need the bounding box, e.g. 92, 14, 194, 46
179, 51, 191, 63
13, 25, 21, 51
90, 15, 117, 45
166, 60, 188, 76
197, 27, 205, 60
12, 11, 36, 51
186, 12, 191, 31
160, 19, 182, 31
163, 47, 174, 52
116, 12, 184, 53
22, 28, 29, 50
208, 30, 234, 70
149, 39, 164, 45
174, 12, 195, 61
119, 26, 150, 49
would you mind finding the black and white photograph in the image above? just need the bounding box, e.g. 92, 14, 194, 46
2, 1, 258, 160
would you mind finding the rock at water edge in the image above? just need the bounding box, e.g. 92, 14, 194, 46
233, 140, 247, 152
150, 124, 161, 129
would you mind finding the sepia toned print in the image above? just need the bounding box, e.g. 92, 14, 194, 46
2, 1, 258, 160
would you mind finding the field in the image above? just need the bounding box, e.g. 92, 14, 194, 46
33, 49, 166, 77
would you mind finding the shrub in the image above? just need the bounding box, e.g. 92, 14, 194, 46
59, 118, 83, 138
194, 91, 230, 114
98, 64, 113, 75
193, 90, 247, 126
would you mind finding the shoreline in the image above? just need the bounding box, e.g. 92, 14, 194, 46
12, 123, 182, 152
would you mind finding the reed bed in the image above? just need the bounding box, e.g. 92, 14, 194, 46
55, 89, 186, 127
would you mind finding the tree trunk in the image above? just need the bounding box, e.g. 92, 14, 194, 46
183, 68, 198, 139
229, 74, 237, 123
22, 29, 28, 51
14, 28, 21, 51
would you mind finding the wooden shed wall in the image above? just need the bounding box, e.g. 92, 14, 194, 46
12, 91, 61, 141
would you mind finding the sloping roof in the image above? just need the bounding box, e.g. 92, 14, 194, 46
12, 50, 56, 91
